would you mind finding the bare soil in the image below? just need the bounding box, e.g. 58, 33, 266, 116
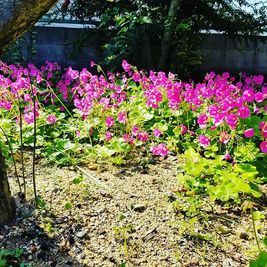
0, 156, 266, 267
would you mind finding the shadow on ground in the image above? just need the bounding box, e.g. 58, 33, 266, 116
0, 193, 83, 267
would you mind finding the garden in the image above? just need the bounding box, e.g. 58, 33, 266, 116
0, 0, 267, 267
0, 59, 266, 266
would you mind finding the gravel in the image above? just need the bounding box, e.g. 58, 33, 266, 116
0, 156, 264, 266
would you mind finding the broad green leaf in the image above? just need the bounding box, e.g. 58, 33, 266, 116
253, 211, 265, 220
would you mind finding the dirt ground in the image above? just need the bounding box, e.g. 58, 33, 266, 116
0, 156, 266, 267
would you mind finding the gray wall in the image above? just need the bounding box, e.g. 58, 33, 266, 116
199, 34, 267, 75
21, 25, 267, 75
23, 26, 105, 69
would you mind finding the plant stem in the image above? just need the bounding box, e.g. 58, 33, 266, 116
19, 105, 26, 198
32, 92, 38, 205
251, 208, 261, 251
0, 126, 21, 192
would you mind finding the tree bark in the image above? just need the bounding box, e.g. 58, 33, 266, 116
0, 149, 15, 226
158, 0, 181, 71
0, 0, 59, 51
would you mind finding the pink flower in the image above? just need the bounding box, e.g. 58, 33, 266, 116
188, 130, 196, 136
255, 92, 265, 102
138, 132, 149, 142
213, 113, 224, 126
262, 128, 267, 139
132, 72, 141, 82
224, 152, 232, 161
122, 134, 135, 144
254, 106, 260, 114
66, 66, 79, 80
219, 132, 230, 144
238, 106, 250, 119
259, 121, 266, 130
122, 134, 130, 142
198, 135, 211, 148
222, 72, 230, 79
154, 128, 162, 138
244, 128, 254, 138
47, 115, 57, 125
260, 141, 267, 153
151, 143, 168, 157
90, 60, 96, 67
118, 111, 127, 124
197, 114, 209, 128
253, 75, 264, 85
243, 89, 254, 102
24, 94, 32, 102
180, 124, 188, 134
24, 112, 34, 124
106, 116, 114, 128
131, 126, 140, 136
122, 60, 131, 72
226, 114, 238, 129
105, 131, 113, 141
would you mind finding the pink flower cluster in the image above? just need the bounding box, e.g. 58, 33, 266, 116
151, 143, 169, 157
0, 59, 266, 157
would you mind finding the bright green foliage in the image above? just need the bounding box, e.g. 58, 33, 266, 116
0, 248, 30, 267
250, 239, 267, 267
177, 147, 263, 203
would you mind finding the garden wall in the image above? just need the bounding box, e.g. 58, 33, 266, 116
22, 25, 267, 75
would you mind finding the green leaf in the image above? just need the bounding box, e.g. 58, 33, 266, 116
249, 251, 267, 267
253, 211, 265, 220
0, 258, 7, 267
72, 176, 84, 185
263, 237, 267, 248
250, 183, 263, 198
143, 113, 154, 121
64, 202, 72, 210
14, 248, 23, 258
142, 16, 152, 24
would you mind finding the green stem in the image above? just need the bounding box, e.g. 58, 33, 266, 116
32, 92, 38, 205
0, 126, 21, 192
19, 104, 26, 198
251, 208, 261, 251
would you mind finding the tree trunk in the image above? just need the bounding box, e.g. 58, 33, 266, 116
0, 0, 59, 52
158, 0, 181, 71
0, 149, 15, 226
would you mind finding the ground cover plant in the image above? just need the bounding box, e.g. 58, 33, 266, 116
0, 59, 266, 265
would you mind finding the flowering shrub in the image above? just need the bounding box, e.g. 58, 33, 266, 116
0, 60, 266, 162
0, 58, 265, 170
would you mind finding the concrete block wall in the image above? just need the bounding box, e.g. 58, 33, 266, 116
199, 34, 267, 75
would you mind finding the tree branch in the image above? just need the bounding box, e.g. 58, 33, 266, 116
0, 0, 59, 51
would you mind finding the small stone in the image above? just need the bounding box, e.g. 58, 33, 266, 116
132, 204, 147, 212
68, 235, 75, 245
240, 232, 249, 240
39, 240, 49, 251
75, 231, 87, 238
78, 253, 85, 259
95, 207, 106, 214
37, 251, 46, 260
142, 227, 158, 242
